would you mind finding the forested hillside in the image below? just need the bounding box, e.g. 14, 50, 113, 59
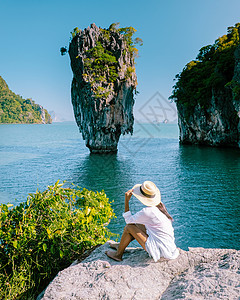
0, 76, 51, 124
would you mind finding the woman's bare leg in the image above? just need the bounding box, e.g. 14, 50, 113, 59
105, 224, 148, 261
108, 224, 147, 250
106, 225, 134, 261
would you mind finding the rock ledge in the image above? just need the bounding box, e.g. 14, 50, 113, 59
39, 242, 240, 300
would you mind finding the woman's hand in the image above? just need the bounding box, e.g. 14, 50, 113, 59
125, 189, 133, 202
124, 189, 133, 213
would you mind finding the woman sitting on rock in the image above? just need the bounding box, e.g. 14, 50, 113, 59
105, 181, 179, 262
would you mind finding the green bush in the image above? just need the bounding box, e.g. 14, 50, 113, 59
70, 27, 81, 39
0, 181, 115, 299
126, 66, 136, 79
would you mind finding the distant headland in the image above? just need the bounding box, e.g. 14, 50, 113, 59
0, 76, 52, 124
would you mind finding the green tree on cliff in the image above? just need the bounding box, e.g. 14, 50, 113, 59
170, 23, 240, 113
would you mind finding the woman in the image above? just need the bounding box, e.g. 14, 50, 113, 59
105, 181, 179, 262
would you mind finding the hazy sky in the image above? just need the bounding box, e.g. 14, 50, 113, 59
0, 0, 240, 121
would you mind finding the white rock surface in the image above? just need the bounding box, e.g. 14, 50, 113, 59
39, 243, 240, 300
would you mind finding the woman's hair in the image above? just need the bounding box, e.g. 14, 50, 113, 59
156, 202, 173, 221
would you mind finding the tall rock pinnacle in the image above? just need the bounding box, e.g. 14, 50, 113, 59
68, 23, 139, 153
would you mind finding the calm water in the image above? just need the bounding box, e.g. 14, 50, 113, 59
0, 122, 239, 250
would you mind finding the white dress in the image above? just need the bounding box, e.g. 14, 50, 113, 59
123, 206, 179, 262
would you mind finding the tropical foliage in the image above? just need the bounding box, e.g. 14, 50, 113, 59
62, 23, 142, 99
170, 23, 240, 116
84, 41, 118, 82
0, 182, 115, 299
0, 76, 51, 124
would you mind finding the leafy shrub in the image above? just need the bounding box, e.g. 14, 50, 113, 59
126, 66, 135, 79
70, 27, 81, 39
0, 181, 115, 299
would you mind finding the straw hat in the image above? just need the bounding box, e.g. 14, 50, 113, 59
132, 181, 161, 207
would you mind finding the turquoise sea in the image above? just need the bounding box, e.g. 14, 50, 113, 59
0, 122, 239, 251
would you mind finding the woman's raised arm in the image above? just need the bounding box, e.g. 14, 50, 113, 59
124, 189, 133, 212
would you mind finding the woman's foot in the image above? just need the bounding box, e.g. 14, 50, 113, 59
105, 250, 122, 262
108, 241, 120, 250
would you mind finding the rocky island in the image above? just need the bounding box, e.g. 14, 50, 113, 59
0, 76, 52, 124
171, 24, 240, 148
65, 23, 140, 153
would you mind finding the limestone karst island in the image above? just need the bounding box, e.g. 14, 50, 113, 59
63, 22, 240, 151
170, 23, 240, 148
0, 76, 52, 124
61, 23, 141, 153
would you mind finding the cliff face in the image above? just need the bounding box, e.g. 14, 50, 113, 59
68, 23, 137, 153
177, 87, 240, 147
26, 99, 52, 124
175, 25, 240, 148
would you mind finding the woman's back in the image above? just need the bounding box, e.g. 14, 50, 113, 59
123, 206, 179, 261
137, 206, 176, 243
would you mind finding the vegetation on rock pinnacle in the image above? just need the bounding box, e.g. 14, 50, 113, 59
61, 23, 142, 99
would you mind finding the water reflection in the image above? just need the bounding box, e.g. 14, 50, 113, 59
174, 145, 240, 250
71, 152, 137, 234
